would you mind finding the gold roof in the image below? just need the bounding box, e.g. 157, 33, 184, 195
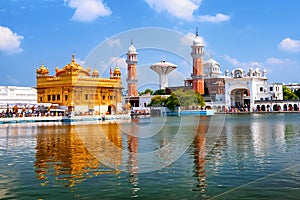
114, 66, 121, 73
36, 63, 49, 75
113, 64, 121, 77
55, 54, 90, 77
92, 68, 99, 77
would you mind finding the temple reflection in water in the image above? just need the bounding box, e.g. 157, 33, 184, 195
1, 114, 300, 199
34, 123, 123, 187
192, 116, 209, 194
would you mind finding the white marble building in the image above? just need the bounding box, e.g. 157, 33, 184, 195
204, 56, 222, 78
0, 86, 37, 105
224, 68, 283, 109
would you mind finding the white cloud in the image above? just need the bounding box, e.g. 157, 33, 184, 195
145, 0, 199, 21
108, 57, 127, 69
278, 37, 300, 53
180, 32, 205, 46
223, 55, 241, 67
106, 38, 121, 48
145, 0, 230, 23
223, 55, 264, 69
266, 57, 294, 66
198, 13, 230, 23
65, 0, 111, 22
223, 55, 296, 75
180, 33, 195, 46
266, 57, 285, 65
0, 26, 24, 53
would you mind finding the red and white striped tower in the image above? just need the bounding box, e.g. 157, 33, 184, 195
191, 28, 205, 94
126, 40, 138, 96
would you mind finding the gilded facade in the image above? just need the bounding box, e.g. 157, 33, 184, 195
36, 54, 122, 114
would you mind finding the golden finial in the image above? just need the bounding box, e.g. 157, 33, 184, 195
71, 53, 75, 63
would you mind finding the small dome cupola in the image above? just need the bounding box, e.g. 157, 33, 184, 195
128, 38, 137, 54
113, 64, 121, 78
92, 68, 99, 77
193, 27, 204, 47
36, 63, 49, 76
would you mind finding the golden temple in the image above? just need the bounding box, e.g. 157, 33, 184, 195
36, 54, 122, 114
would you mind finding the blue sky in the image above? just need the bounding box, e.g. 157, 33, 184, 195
0, 0, 299, 90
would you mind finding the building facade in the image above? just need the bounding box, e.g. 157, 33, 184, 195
203, 55, 225, 102
0, 86, 37, 105
36, 55, 123, 114
224, 68, 283, 110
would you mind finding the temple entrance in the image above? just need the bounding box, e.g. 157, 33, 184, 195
107, 104, 116, 115
230, 89, 250, 110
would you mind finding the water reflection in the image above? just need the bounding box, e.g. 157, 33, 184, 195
34, 123, 123, 187
127, 118, 140, 197
192, 116, 209, 195
1, 114, 300, 199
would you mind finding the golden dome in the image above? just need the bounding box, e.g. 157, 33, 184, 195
56, 54, 90, 77
114, 66, 121, 73
36, 63, 49, 75
113, 64, 121, 77
92, 68, 99, 77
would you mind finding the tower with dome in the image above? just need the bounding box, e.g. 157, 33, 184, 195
184, 28, 205, 94
126, 40, 138, 97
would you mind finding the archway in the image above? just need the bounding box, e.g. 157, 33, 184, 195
278, 105, 282, 111
257, 105, 261, 111
273, 104, 278, 111
261, 105, 266, 111
294, 104, 299, 111
107, 105, 116, 114
230, 88, 250, 108
108, 105, 112, 114
283, 104, 287, 111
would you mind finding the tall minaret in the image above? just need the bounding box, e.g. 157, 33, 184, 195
126, 40, 138, 96
191, 28, 205, 94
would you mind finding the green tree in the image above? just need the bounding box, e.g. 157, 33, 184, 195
295, 88, 300, 99
148, 95, 166, 106
152, 89, 166, 95
165, 93, 180, 111
173, 89, 205, 107
148, 89, 206, 112
139, 88, 154, 96
283, 86, 298, 100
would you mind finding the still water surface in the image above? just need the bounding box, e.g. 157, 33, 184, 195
1, 114, 300, 199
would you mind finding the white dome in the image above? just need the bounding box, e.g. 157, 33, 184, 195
128, 44, 137, 54
205, 57, 220, 66
193, 36, 204, 46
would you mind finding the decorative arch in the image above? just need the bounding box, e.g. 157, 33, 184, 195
261, 105, 266, 111
228, 84, 250, 108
